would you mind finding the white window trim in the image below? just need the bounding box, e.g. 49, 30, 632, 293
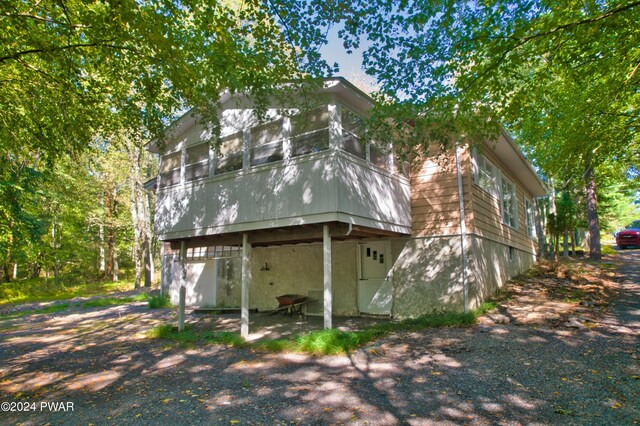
472, 150, 499, 198
500, 174, 518, 229
525, 198, 536, 239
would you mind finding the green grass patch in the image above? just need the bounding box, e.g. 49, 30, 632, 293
146, 324, 247, 348
81, 293, 149, 308
147, 305, 494, 356
0, 277, 139, 306
601, 245, 618, 256
148, 293, 172, 309
256, 310, 480, 355
0, 304, 70, 321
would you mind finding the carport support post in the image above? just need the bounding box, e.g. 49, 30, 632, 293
178, 240, 186, 332
178, 286, 186, 332
241, 233, 250, 339
323, 225, 332, 329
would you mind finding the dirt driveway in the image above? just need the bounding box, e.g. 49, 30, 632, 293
1, 251, 639, 425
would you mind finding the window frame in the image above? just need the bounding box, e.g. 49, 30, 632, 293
184, 142, 210, 182
525, 198, 536, 238
159, 150, 182, 188
472, 151, 499, 198
500, 174, 518, 229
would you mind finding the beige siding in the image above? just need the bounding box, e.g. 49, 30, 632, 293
470, 147, 537, 254
410, 149, 474, 237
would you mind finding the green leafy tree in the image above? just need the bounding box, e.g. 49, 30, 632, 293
0, 0, 334, 162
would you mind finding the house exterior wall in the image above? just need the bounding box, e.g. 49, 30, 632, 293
467, 236, 537, 306
248, 242, 358, 316
469, 146, 538, 255
152, 80, 546, 321
410, 149, 474, 237
387, 143, 540, 317
390, 236, 466, 318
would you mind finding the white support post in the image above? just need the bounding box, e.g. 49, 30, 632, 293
241, 233, 251, 338
328, 102, 342, 151
180, 145, 186, 185
282, 116, 292, 160
179, 240, 186, 283
323, 225, 332, 329
179, 240, 187, 331
160, 242, 166, 296
242, 129, 251, 170
212, 259, 219, 307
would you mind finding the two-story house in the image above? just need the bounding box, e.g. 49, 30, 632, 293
147, 78, 546, 337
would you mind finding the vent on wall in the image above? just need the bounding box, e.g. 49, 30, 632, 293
307, 289, 323, 316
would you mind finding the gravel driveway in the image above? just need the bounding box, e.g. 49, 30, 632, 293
1, 250, 638, 425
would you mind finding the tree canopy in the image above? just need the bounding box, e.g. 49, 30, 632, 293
0, 0, 338, 161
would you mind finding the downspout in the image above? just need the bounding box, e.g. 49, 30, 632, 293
455, 145, 469, 313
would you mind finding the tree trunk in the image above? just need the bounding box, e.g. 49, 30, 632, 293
98, 222, 105, 274
52, 217, 60, 286
584, 157, 601, 261
105, 189, 119, 281
112, 227, 119, 282
534, 198, 547, 258
31, 261, 41, 279
563, 230, 569, 257
126, 138, 154, 288
571, 230, 577, 256
3, 233, 12, 283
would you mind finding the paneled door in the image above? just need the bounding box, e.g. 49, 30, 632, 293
358, 242, 392, 315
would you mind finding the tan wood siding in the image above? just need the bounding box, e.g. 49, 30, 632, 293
410, 149, 474, 237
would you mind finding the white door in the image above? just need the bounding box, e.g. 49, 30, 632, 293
358, 242, 392, 315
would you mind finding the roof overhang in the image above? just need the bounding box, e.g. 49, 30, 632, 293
487, 129, 547, 197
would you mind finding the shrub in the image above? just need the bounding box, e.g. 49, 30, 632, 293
148, 293, 172, 309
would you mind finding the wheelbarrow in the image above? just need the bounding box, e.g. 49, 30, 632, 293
273, 294, 308, 317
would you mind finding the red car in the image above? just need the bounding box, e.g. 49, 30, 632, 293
616, 220, 640, 249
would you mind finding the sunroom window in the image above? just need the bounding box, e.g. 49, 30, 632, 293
290, 107, 329, 157
370, 142, 391, 171
250, 118, 285, 166
159, 151, 181, 188
501, 176, 518, 228
341, 107, 366, 159
216, 132, 244, 174
473, 153, 498, 197
185, 142, 209, 182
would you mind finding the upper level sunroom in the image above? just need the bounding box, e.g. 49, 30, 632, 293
149, 78, 411, 243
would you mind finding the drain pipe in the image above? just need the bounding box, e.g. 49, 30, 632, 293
455, 144, 469, 313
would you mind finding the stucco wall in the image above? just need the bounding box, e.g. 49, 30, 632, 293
390, 234, 537, 318
467, 235, 537, 306
163, 241, 359, 316
390, 236, 467, 318
249, 241, 358, 316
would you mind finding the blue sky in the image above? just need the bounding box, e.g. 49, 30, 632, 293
319, 26, 378, 92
